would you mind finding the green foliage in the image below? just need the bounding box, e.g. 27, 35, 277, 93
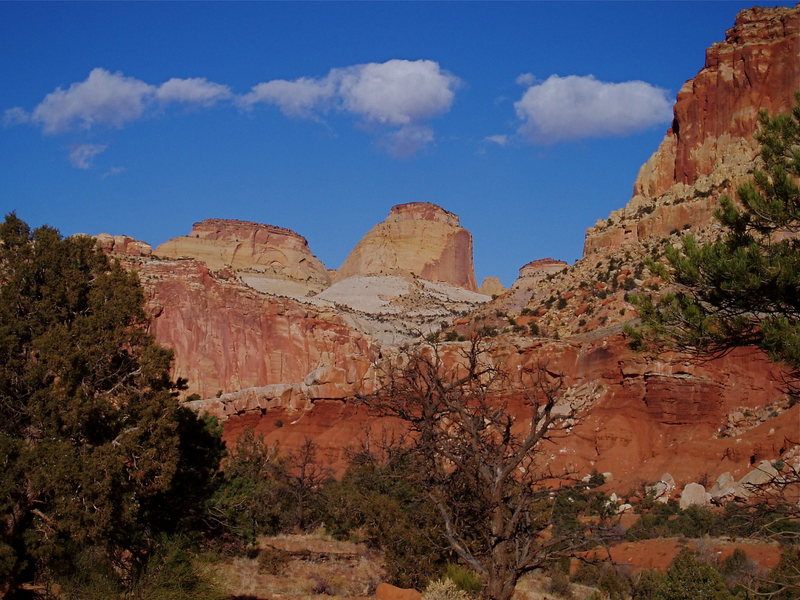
757, 545, 800, 599
323, 443, 447, 589
631, 570, 665, 600
0, 215, 224, 594
655, 549, 733, 600
629, 93, 800, 376
127, 536, 225, 600
445, 563, 482, 594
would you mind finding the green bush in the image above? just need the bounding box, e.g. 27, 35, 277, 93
445, 563, 482, 593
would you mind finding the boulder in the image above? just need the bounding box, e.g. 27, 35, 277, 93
734, 460, 779, 499
375, 583, 422, 600
710, 472, 736, 500
679, 482, 711, 509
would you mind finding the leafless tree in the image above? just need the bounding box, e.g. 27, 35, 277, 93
364, 337, 608, 600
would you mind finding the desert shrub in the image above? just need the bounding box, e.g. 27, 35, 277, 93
547, 567, 573, 598
128, 537, 226, 600
631, 570, 665, 600
757, 546, 800, 599
323, 445, 447, 589
423, 578, 471, 600
257, 546, 291, 575
656, 549, 733, 600
597, 567, 632, 600
445, 563, 482, 593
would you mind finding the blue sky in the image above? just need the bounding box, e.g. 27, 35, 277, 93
2, 1, 791, 286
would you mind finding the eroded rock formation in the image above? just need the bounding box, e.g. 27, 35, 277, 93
156, 219, 331, 295
336, 202, 478, 291
133, 257, 372, 398
584, 5, 800, 256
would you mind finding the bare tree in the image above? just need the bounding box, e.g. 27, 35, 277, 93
365, 338, 608, 600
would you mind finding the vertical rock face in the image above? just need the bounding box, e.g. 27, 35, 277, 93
335, 202, 479, 291
585, 5, 800, 256
155, 219, 331, 294
134, 257, 373, 398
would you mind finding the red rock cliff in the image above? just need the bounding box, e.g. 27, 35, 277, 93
585, 5, 800, 256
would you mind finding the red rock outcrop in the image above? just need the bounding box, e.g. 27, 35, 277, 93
335, 202, 478, 291
132, 257, 373, 398
585, 5, 800, 256
155, 219, 331, 294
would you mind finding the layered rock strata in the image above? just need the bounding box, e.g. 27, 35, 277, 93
133, 257, 373, 398
156, 219, 331, 295
585, 5, 800, 256
336, 202, 478, 291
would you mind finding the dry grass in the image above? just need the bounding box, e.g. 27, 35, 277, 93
212, 530, 385, 600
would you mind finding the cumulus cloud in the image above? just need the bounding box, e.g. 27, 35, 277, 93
337, 59, 458, 126
68, 143, 107, 169
240, 77, 335, 117
10, 61, 460, 160
514, 74, 672, 143
243, 59, 460, 153
32, 68, 155, 134
18, 68, 233, 135
156, 77, 232, 106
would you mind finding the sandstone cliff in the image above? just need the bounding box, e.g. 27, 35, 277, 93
155, 219, 331, 296
584, 5, 800, 256
335, 202, 479, 291
131, 256, 373, 398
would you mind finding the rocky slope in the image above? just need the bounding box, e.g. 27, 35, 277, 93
335, 202, 479, 291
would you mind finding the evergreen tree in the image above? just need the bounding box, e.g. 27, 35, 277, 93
628, 93, 800, 379
0, 215, 224, 597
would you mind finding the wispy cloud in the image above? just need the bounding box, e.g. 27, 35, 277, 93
484, 134, 509, 147
102, 166, 126, 179
69, 143, 107, 169
514, 74, 672, 143
242, 59, 461, 155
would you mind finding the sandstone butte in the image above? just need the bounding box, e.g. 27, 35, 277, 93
335, 202, 479, 291
155, 218, 331, 293
98, 6, 799, 505
584, 5, 800, 256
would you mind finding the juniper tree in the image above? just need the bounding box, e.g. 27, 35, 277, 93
0, 215, 224, 598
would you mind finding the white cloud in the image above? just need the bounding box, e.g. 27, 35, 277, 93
484, 134, 509, 146
337, 59, 459, 126
33, 68, 155, 134
69, 143, 107, 169
3, 107, 30, 126
23, 69, 234, 135
156, 77, 232, 106
514, 74, 672, 143
240, 77, 335, 117
243, 59, 460, 154
515, 73, 536, 87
